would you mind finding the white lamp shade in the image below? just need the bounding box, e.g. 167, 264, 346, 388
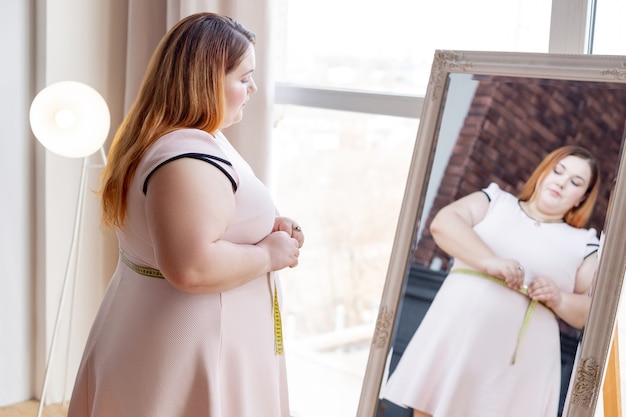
30, 81, 110, 158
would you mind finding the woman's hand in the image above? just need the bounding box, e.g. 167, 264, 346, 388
528, 276, 562, 309
483, 258, 525, 290
258, 216, 304, 271
256, 230, 301, 271
273, 216, 305, 248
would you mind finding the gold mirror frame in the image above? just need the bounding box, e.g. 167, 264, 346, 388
357, 50, 626, 417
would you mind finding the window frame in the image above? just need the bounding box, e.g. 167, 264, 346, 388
274, 0, 592, 116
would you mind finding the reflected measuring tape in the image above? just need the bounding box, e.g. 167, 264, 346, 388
451, 268, 538, 365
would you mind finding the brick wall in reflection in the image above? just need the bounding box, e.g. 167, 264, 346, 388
413, 76, 626, 270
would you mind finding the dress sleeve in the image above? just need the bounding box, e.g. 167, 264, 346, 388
480, 182, 501, 202
138, 129, 239, 195
143, 153, 238, 194
584, 228, 600, 259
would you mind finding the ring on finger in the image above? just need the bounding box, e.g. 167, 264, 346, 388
294, 225, 302, 232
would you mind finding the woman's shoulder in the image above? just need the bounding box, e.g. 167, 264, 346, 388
480, 182, 516, 205
132, 128, 240, 196
146, 128, 226, 160
565, 224, 599, 243
159, 128, 211, 139
137, 129, 234, 187
561, 225, 600, 258
155, 128, 215, 147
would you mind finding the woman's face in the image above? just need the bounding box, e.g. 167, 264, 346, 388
535, 155, 592, 216
222, 45, 257, 128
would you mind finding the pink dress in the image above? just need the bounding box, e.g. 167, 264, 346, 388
381, 183, 599, 417
68, 129, 289, 417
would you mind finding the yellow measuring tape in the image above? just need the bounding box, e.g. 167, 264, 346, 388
120, 251, 165, 278
120, 251, 284, 356
451, 268, 538, 365
273, 283, 284, 356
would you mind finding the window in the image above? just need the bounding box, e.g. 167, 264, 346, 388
272, 1, 563, 415
275, 0, 551, 96
590, 0, 626, 54
272, 107, 416, 416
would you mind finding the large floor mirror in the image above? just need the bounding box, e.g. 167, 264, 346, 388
357, 51, 626, 417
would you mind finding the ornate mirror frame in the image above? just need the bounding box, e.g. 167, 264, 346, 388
357, 50, 626, 417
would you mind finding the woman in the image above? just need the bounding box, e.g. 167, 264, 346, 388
67, 13, 303, 417
381, 146, 600, 417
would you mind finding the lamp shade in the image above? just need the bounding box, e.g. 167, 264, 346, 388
30, 81, 110, 158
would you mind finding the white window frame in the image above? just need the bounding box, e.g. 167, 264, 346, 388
275, 0, 592, 116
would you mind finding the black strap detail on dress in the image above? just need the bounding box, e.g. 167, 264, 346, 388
584, 244, 599, 259
480, 189, 492, 202
143, 153, 238, 194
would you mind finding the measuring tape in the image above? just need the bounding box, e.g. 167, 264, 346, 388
120, 251, 165, 278
273, 283, 284, 356
120, 251, 284, 356
451, 268, 538, 365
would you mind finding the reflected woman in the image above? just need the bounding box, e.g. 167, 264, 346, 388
381, 146, 600, 417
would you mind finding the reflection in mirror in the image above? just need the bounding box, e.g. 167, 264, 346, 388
356, 51, 626, 417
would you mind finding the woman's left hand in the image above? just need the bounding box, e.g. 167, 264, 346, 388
274, 216, 305, 248
528, 276, 562, 309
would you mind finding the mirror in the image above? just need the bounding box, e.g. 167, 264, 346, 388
357, 50, 626, 417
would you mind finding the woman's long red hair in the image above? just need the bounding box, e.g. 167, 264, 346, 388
100, 13, 255, 228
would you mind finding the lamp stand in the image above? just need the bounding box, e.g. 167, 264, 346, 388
37, 148, 107, 417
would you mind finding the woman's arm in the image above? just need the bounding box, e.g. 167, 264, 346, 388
145, 157, 300, 294
430, 190, 525, 289
528, 252, 597, 329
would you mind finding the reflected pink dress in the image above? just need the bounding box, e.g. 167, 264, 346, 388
68, 129, 289, 417
381, 183, 599, 417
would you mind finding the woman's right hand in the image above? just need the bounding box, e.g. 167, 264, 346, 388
483, 257, 525, 290
256, 230, 301, 271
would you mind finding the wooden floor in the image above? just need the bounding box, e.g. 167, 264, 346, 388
0, 400, 68, 417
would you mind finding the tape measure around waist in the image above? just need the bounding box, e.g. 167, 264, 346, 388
450, 268, 538, 365
120, 251, 284, 356
120, 251, 165, 278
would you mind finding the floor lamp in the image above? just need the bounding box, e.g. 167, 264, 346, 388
29, 81, 110, 417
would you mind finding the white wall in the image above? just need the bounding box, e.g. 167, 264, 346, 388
38, 0, 125, 404
0, 0, 126, 406
0, 0, 36, 406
